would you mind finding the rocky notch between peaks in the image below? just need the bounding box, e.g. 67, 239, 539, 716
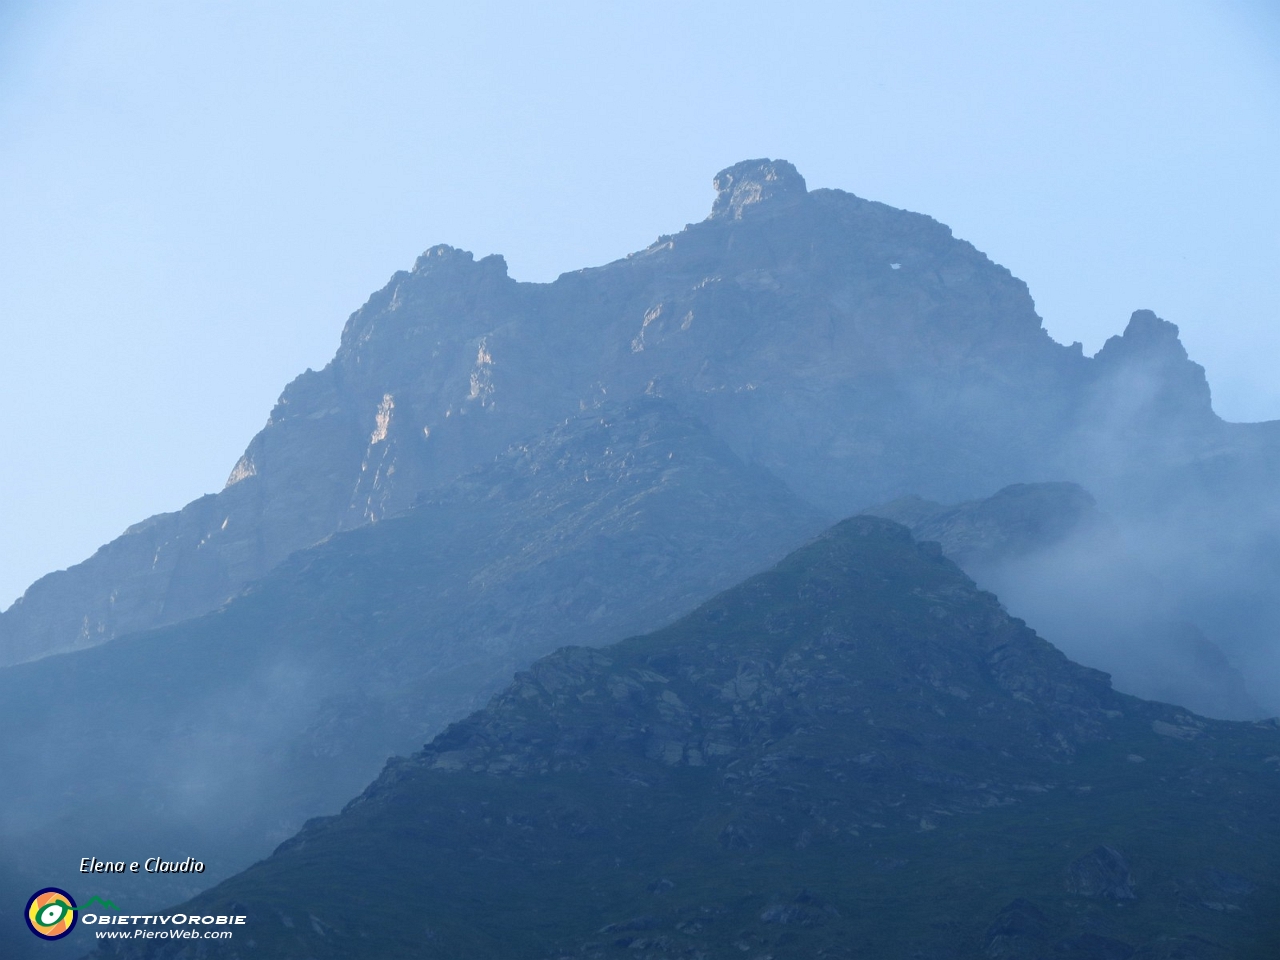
6, 158, 1278, 720
93, 518, 1280, 960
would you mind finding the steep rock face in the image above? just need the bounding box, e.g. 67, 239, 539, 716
708, 157, 810, 219
92, 519, 1280, 960
1092, 310, 1215, 427
0, 400, 827, 960
0, 159, 1270, 694
0, 247, 526, 665
869, 483, 1262, 719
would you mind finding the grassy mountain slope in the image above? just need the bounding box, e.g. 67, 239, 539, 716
96, 519, 1280, 959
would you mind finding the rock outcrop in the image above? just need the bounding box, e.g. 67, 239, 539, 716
1067, 845, 1137, 901
6, 159, 1272, 697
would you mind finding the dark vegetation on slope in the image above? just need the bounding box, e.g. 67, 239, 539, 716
97, 519, 1280, 960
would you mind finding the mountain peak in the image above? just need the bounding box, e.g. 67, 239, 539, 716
1102, 309, 1189, 362
112, 513, 1280, 959
1092, 309, 1214, 422
708, 158, 808, 220
411, 244, 508, 277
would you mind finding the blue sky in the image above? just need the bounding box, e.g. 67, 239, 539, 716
1, 0, 1277, 607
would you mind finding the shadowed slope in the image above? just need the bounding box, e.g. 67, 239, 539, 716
0, 400, 825, 959
96, 519, 1280, 959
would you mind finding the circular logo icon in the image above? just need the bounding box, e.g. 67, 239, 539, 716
25, 888, 78, 940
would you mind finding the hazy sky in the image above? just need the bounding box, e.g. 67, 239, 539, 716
1, 1, 1277, 608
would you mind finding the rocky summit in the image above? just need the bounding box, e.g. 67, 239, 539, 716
5, 161, 1280, 958
93, 518, 1280, 959
5, 160, 1280, 717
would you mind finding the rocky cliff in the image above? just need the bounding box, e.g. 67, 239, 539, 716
0, 399, 826, 959
7, 159, 1271, 690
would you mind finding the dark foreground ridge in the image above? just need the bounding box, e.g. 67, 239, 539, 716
96, 518, 1280, 959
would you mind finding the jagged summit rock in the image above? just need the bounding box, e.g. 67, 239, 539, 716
1103, 309, 1191, 359
708, 157, 809, 219
2, 161, 1276, 722
1090, 308, 1216, 424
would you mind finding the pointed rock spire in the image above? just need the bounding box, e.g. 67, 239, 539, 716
708, 158, 808, 220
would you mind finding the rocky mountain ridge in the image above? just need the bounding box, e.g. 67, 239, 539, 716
868, 483, 1262, 719
0, 399, 826, 959
92, 518, 1280, 959
6, 159, 1271, 695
